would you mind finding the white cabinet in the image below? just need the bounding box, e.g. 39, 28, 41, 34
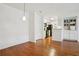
63, 30, 69, 40
63, 16, 78, 41
63, 30, 77, 40
69, 31, 77, 40
52, 29, 62, 41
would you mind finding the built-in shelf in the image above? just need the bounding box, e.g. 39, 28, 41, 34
64, 16, 77, 30
63, 16, 77, 41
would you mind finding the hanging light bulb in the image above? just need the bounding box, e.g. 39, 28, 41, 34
22, 3, 26, 21
23, 16, 26, 21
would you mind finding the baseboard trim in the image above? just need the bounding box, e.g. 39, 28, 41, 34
0, 41, 31, 50
36, 38, 43, 41
63, 39, 78, 42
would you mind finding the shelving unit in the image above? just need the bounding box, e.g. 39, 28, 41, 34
63, 16, 77, 41
64, 16, 77, 30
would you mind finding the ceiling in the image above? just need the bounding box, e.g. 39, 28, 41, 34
4, 3, 79, 16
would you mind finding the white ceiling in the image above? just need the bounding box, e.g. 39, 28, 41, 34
4, 3, 79, 16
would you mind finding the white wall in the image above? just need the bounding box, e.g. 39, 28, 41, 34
77, 17, 79, 42
0, 4, 29, 49
28, 10, 35, 42
28, 11, 44, 42
34, 12, 43, 40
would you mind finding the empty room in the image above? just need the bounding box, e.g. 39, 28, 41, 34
0, 3, 79, 56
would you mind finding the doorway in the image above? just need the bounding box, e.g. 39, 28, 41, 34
43, 16, 59, 47
45, 24, 52, 38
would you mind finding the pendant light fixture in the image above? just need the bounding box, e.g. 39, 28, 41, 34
22, 3, 26, 21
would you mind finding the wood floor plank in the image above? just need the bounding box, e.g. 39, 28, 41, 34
0, 37, 79, 56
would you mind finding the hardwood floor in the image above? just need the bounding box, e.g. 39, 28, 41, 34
0, 37, 79, 56
62, 40, 79, 56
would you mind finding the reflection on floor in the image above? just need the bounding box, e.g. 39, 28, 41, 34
0, 37, 79, 56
